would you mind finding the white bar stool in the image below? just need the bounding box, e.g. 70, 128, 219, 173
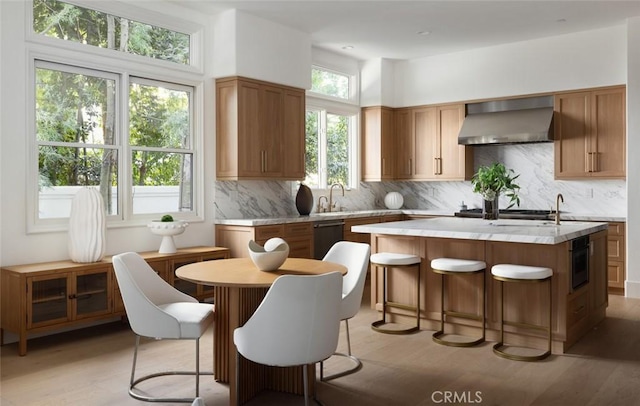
491, 264, 553, 361
431, 258, 486, 347
370, 252, 421, 334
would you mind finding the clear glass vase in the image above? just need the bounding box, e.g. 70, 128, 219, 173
483, 196, 499, 220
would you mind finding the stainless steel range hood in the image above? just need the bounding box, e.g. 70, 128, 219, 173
458, 95, 554, 145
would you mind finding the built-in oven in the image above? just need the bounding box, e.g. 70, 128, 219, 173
570, 235, 590, 291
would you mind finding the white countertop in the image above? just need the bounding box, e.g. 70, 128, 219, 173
214, 209, 624, 227
351, 217, 608, 245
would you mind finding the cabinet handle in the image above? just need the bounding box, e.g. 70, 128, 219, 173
261, 151, 266, 173
437, 158, 442, 175
586, 152, 593, 172
592, 151, 598, 172
382, 158, 386, 174
408, 159, 412, 175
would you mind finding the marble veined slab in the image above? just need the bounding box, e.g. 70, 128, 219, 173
351, 217, 608, 245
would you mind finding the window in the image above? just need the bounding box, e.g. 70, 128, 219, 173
310, 67, 350, 100
33, 0, 190, 65
305, 66, 359, 189
30, 1, 201, 230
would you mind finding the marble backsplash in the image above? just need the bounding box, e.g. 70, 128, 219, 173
214, 143, 626, 219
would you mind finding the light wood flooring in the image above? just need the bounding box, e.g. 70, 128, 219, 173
2, 288, 640, 406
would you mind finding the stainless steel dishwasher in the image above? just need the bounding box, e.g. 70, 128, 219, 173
313, 220, 345, 259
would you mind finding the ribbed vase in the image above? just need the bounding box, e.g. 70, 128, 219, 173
68, 188, 106, 263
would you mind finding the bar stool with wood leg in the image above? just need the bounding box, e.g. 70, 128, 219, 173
491, 264, 553, 361
431, 258, 486, 347
370, 252, 421, 334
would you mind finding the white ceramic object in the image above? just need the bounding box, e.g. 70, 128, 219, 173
384, 192, 404, 209
68, 187, 106, 263
147, 220, 188, 254
248, 238, 289, 271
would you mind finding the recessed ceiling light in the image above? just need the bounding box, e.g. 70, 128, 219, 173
417, 30, 431, 36
342, 45, 354, 50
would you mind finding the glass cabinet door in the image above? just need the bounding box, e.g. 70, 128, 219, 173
28, 275, 69, 327
74, 268, 111, 319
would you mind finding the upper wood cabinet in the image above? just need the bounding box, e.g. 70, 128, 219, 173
394, 103, 472, 181
216, 77, 305, 180
361, 106, 395, 181
554, 86, 626, 179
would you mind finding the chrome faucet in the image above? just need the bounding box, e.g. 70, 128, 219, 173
329, 183, 345, 212
317, 195, 328, 213
555, 193, 564, 225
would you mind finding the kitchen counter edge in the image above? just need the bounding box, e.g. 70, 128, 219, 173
214, 210, 624, 226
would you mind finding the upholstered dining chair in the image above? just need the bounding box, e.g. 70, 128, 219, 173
233, 272, 343, 406
112, 252, 214, 403
320, 241, 371, 381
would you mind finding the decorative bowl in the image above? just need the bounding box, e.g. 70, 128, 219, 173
248, 238, 289, 271
147, 220, 188, 254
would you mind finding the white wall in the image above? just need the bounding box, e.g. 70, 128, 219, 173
213, 9, 312, 89
626, 17, 640, 298
394, 25, 627, 106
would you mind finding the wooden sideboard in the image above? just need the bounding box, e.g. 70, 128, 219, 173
1, 246, 230, 356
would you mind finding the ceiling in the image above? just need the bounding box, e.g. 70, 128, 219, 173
171, 0, 640, 61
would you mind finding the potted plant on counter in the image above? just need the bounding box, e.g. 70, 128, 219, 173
471, 163, 520, 220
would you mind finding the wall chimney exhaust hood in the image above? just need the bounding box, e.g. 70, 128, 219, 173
458, 95, 554, 145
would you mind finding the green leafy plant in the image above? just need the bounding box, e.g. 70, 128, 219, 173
471, 163, 521, 208
160, 214, 174, 222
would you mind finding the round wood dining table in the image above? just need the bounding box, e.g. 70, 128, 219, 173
175, 257, 347, 406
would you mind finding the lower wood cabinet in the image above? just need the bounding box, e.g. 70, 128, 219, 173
1, 246, 229, 356
216, 223, 313, 259
607, 222, 626, 294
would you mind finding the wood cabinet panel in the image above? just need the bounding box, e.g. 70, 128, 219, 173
361, 106, 395, 181
216, 77, 305, 180
555, 86, 625, 179
607, 222, 625, 293
393, 104, 471, 181
216, 223, 313, 259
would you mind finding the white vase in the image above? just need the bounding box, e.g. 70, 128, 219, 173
68, 188, 106, 263
384, 192, 404, 209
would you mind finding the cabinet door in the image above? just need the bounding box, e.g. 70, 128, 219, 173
73, 268, 112, 319
554, 92, 591, 179
395, 109, 412, 179
592, 88, 625, 178
361, 106, 395, 181
283, 89, 305, 179
237, 80, 264, 177
412, 106, 438, 180
28, 274, 70, 327
261, 84, 285, 177
437, 104, 470, 180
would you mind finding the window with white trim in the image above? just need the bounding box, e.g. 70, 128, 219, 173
30, 0, 201, 229
305, 66, 359, 189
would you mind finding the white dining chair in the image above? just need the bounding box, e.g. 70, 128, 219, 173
112, 252, 214, 403
320, 241, 371, 381
233, 272, 343, 406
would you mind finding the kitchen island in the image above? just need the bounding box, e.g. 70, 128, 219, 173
352, 217, 609, 353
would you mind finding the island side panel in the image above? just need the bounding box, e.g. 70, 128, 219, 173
485, 240, 570, 352
370, 234, 423, 322
422, 238, 486, 330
